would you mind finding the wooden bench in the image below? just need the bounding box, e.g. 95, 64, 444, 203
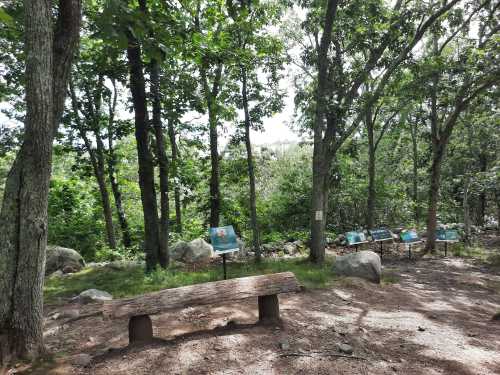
102, 272, 300, 343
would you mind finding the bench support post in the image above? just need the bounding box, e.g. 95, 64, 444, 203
129, 315, 153, 344
258, 294, 280, 324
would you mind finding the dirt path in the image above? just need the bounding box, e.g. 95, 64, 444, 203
14, 255, 500, 375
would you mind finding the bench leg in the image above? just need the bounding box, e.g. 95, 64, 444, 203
129, 315, 153, 344
258, 294, 280, 324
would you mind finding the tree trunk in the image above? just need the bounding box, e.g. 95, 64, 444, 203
167, 120, 182, 233
241, 68, 261, 261
0, 0, 80, 364
70, 81, 116, 249
309, 0, 338, 264
496, 189, 500, 235
425, 147, 444, 252
107, 137, 132, 248
150, 58, 169, 268
310, 155, 330, 264
410, 118, 419, 225
126, 29, 161, 272
366, 109, 376, 229
477, 152, 487, 227
208, 108, 220, 228
463, 179, 471, 245
94, 136, 117, 249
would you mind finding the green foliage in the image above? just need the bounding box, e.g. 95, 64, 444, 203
47, 176, 104, 260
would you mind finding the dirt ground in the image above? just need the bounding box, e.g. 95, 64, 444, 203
10, 238, 500, 375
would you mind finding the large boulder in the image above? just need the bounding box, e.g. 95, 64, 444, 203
45, 245, 85, 275
170, 238, 214, 263
333, 251, 381, 284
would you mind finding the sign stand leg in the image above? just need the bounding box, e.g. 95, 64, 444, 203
355, 244, 358, 252
379, 242, 383, 261
445, 242, 448, 257
222, 253, 227, 280
408, 244, 412, 260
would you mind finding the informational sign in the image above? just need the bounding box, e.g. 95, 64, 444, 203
315, 210, 323, 221
346, 231, 367, 246
370, 229, 393, 242
400, 230, 420, 243
436, 229, 459, 242
209, 226, 239, 254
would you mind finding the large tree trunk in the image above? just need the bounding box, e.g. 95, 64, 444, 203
167, 120, 182, 233
310, 155, 330, 264
150, 59, 169, 268
496, 189, 500, 235
241, 68, 261, 261
410, 117, 419, 225
425, 146, 444, 252
309, 0, 338, 264
366, 109, 376, 229
463, 178, 471, 245
126, 29, 161, 272
0, 0, 80, 364
208, 109, 220, 228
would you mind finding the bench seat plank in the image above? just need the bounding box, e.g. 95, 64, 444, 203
103, 272, 300, 319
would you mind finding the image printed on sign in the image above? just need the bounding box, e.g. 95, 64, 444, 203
209, 226, 239, 254
346, 231, 367, 246
400, 230, 420, 243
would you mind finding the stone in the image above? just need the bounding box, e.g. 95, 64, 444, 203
73, 289, 112, 304
45, 245, 85, 275
283, 242, 297, 255
71, 353, 92, 367
184, 239, 214, 263
60, 309, 80, 319
170, 239, 214, 264
48, 270, 64, 279
170, 240, 190, 262
332, 251, 381, 284
278, 338, 290, 350
338, 343, 353, 355
262, 243, 275, 253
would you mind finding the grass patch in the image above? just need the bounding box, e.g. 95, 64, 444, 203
381, 270, 400, 284
44, 257, 335, 304
451, 243, 488, 260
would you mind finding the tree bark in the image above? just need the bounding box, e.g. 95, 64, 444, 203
167, 120, 182, 233
199, 63, 223, 228
241, 67, 261, 261
366, 108, 376, 229
0, 0, 80, 364
410, 117, 419, 225
106, 80, 132, 247
150, 58, 169, 268
309, 0, 339, 264
94, 126, 117, 249
126, 26, 161, 271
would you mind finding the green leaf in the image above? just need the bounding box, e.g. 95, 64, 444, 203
0, 7, 13, 26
